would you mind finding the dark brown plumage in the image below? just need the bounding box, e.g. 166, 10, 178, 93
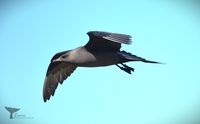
43, 31, 160, 102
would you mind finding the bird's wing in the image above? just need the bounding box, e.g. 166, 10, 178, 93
43, 62, 77, 102
85, 31, 132, 51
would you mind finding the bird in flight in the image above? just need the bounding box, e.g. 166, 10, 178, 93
43, 31, 160, 102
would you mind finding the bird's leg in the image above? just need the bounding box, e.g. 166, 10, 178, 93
116, 64, 130, 74
116, 64, 122, 69
116, 63, 134, 74
121, 63, 134, 72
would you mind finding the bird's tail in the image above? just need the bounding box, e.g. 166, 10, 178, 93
118, 51, 161, 64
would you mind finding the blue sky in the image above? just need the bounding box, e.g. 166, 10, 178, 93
0, 0, 200, 124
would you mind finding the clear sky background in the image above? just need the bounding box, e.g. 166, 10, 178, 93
0, 0, 200, 124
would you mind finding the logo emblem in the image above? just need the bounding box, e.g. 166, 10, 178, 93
5, 106, 20, 119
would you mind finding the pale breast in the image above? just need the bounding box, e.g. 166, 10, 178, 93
70, 47, 120, 67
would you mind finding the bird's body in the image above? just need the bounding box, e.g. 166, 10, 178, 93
43, 31, 160, 102
56, 47, 123, 67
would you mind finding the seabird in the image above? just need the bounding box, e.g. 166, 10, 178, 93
43, 31, 160, 102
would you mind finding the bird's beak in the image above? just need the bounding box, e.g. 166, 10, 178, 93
53, 58, 60, 62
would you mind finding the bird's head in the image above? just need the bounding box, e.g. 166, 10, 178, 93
51, 50, 71, 63
53, 53, 70, 62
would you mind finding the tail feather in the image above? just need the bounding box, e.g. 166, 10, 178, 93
142, 59, 162, 64
119, 51, 161, 64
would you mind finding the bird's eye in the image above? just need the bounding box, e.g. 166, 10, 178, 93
62, 55, 67, 58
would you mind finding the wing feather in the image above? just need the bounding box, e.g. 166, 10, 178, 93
43, 62, 77, 102
85, 31, 132, 51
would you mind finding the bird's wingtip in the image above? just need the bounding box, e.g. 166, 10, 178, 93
43, 94, 50, 103
43, 97, 49, 103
